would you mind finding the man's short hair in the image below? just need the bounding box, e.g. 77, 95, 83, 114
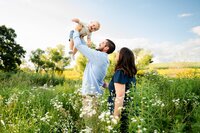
106, 39, 115, 54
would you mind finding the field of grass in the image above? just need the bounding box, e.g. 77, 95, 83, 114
0, 71, 200, 132
139, 62, 200, 78
147, 62, 200, 69
63, 62, 200, 79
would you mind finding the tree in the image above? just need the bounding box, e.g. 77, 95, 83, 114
106, 52, 117, 79
133, 48, 153, 69
30, 44, 70, 74
75, 53, 87, 76
30, 48, 45, 73
0, 25, 26, 72
45, 44, 70, 74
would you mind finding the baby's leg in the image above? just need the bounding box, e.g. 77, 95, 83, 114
73, 47, 78, 56
69, 39, 74, 51
68, 30, 74, 54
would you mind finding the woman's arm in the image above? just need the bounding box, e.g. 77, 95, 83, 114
114, 83, 125, 119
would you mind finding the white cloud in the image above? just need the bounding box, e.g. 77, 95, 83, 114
192, 26, 200, 36
178, 13, 193, 18
93, 34, 200, 63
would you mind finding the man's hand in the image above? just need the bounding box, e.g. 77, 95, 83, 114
72, 18, 80, 23
102, 82, 108, 88
75, 24, 83, 32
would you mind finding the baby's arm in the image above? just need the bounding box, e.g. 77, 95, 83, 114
72, 18, 85, 26
87, 34, 92, 47
87, 38, 91, 47
72, 18, 80, 24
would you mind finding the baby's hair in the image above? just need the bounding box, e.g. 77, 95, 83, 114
92, 21, 100, 30
95, 21, 100, 29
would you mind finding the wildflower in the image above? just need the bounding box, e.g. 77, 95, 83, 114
140, 118, 144, 122
172, 98, 180, 106
107, 125, 113, 131
137, 129, 143, 133
138, 125, 142, 129
80, 97, 97, 117
6, 93, 18, 106
111, 118, 118, 124
80, 126, 92, 133
50, 85, 53, 88
143, 127, 147, 131
40, 112, 52, 124
142, 97, 146, 100
131, 117, 137, 123
154, 129, 158, 133
43, 83, 48, 88
1, 120, 5, 127
50, 97, 63, 111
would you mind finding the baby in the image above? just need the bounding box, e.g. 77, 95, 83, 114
68, 18, 100, 59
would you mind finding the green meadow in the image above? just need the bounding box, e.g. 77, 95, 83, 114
0, 69, 200, 133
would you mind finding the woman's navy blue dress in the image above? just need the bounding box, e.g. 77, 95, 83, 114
108, 69, 136, 132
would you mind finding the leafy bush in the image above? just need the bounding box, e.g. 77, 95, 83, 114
0, 71, 65, 87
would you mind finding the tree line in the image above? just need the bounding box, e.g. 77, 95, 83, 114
0, 25, 153, 74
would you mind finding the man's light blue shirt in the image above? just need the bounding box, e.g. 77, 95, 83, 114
73, 31, 109, 96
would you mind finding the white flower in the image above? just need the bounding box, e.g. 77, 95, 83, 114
143, 127, 147, 131
154, 129, 158, 133
107, 126, 113, 131
40, 112, 52, 123
138, 129, 143, 133
80, 126, 92, 133
6, 93, 18, 106
131, 117, 137, 123
111, 118, 118, 124
1, 120, 5, 127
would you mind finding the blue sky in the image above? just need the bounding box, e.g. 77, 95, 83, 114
0, 0, 200, 63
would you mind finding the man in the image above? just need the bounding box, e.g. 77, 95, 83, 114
73, 25, 116, 97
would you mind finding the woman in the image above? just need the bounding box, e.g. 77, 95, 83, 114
108, 47, 137, 132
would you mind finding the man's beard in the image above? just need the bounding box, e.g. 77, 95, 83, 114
96, 48, 102, 51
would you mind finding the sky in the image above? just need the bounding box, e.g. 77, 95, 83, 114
0, 0, 200, 63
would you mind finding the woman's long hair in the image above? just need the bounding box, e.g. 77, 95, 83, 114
115, 47, 137, 77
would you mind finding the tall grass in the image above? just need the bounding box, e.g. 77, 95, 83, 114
0, 71, 200, 132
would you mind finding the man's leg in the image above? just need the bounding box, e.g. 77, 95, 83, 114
81, 95, 98, 131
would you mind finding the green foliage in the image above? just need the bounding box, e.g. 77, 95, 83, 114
30, 48, 45, 73
0, 71, 65, 88
30, 73, 65, 86
0, 25, 26, 72
133, 48, 153, 69
105, 52, 117, 80
128, 72, 200, 132
75, 53, 87, 76
0, 71, 200, 132
30, 44, 70, 74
